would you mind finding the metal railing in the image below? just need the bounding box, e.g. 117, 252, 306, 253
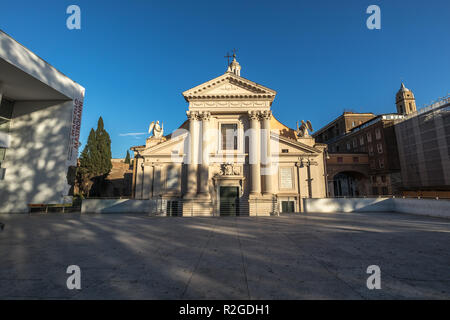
28, 204, 81, 213
395, 94, 450, 124
149, 196, 282, 216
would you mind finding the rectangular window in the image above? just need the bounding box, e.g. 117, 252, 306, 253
337, 157, 343, 163
367, 132, 372, 142
379, 158, 385, 169
377, 143, 383, 154
370, 160, 376, 169
381, 175, 386, 183
359, 136, 364, 146
0, 98, 14, 171
346, 142, 351, 151
353, 139, 357, 148
280, 167, 293, 189
372, 187, 379, 195
375, 128, 381, 140
353, 157, 359, 163
220, 123, 238, 150
368, 145, 374, 156
0, 99, 14, 138
281, 149, 289, 153
0, 98, 14, 122
382, 187, 388, 195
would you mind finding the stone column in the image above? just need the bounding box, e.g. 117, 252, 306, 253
150, 164, 155, 198
260, 110, 273, 195
248, 111, 261, 195
199, 111, 211, 198
135, 157, 144, 199
295, 162, 303, 212
186, 111, 199, 198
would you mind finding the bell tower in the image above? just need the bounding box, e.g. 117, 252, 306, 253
396, 82, 417, 115
227, 53, 241, 76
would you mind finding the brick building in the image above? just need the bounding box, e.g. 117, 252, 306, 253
314, 83, 417, 196
314, 112, 376, 150
325, 153, 369, 197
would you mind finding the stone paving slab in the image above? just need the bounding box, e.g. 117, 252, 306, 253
0, 211, 449, 299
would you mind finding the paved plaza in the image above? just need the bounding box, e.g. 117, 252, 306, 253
0, 211, 449, 299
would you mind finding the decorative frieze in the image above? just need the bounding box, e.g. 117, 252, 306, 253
220, 162, 240, 176
190, 101, 269, 109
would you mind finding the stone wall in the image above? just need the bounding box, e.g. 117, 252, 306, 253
103, 160, 133, 197
304, 198, 393, 213
393, 198, 450, 219
81, 199, 157, 213
303, 197, 450, 219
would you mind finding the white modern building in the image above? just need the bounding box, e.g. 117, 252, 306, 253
0, 30, 85, 212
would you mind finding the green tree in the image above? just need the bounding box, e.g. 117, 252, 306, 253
77, 117, 112, 197
124, 150, 131, 164
95, 117, 112, 176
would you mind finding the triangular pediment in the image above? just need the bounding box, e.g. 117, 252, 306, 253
183, 72, 276, 101
142, 133, 187, 156
273, 133, 322, 154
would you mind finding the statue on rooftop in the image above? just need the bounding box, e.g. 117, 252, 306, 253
148, 120, 164, 138
296, 120, 313, 138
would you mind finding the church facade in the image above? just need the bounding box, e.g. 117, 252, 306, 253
131, 56, 327, 216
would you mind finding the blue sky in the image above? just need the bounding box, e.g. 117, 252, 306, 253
1, 0, 449, 158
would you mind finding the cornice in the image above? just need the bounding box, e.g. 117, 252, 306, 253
182, 72, 276, 102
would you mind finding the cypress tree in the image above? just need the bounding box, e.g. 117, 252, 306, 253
77, 128, 97, 196
95, 117, 112, 176
77, 117, 112, 197
79, 128, 97, 175
124, 150, 131, 164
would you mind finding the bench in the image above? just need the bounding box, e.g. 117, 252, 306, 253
28, 204, 72, 213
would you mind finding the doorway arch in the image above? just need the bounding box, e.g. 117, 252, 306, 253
330, 171, 369, 197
